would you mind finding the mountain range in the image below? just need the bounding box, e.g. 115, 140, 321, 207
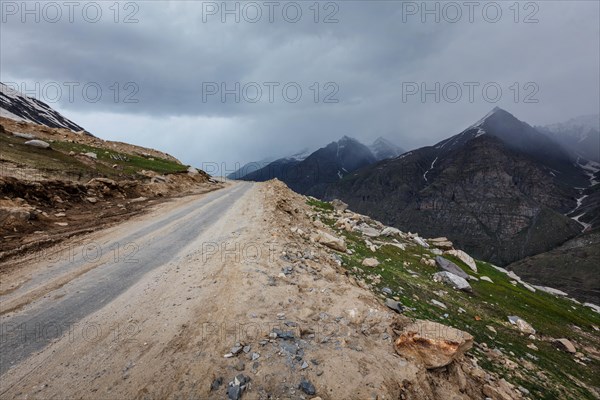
232, 107, 598, 302
235, 136, 404, 197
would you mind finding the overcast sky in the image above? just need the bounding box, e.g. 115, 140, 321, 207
1, 0, 599, 173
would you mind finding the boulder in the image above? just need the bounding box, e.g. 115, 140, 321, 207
314, 230, 347, 252
395, 320, 473, 369
24, 139, 50, 149
354, 223, 380, 237
435, 256, 470, 280
385, 298, 404, 313
381, 226, 402, 237
83, 152, 97, 159
429, 237, 453, 250
554, 338, 576, 354
444, 249, 477, 272
412, 236, 429, 248
187, 166, 199, 175
362, 257, 380, 268
334, 217, 354, 232
508, 316, 535, 335
331, 199, 348, 212
433, 271, 472, 292
483, 384, 513, 400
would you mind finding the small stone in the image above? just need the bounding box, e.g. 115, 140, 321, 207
480, 276, 494, 283
299, 378, 316, 395
227, 384, 241, 400
243, 346, 251, 353
251, 353, 260, 361
301, 361, 309, 369
210, 377, 223, 391
382, 287, 393, 295
54, 222, 68, 227
431, 299, 447, 309
86, 197, 98, 204
272, 329, 295, 340
527, 343, 538, 351
231, 346, 243, 355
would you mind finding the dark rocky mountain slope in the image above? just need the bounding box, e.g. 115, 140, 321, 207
326, 108, 590, 267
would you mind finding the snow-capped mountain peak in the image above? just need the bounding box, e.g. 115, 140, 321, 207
0, 82, 88, 133
369, 136, 405, 160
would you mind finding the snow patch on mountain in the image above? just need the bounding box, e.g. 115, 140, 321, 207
0, 82, 87, 133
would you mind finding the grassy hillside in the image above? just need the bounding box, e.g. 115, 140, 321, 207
1, 130, 188, 181
308, 198, 600, 400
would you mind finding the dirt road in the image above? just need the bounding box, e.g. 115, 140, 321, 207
0, 181, 475, 399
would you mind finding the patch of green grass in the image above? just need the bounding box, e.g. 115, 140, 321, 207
51, 141, 187, 174
308, 201, 600, 400
1, 132, 187, 181
306, 198, 334, 212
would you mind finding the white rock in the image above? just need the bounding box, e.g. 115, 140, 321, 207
83, 152, 97, 159
86, 197, 98, 204
508, 316, 535, 334
24, 139, 50, 149
362, 258, 380, 268
354, 223, 380, 237
534, 286, 568, 297
433, 271, 472, 292
480, 276, 494, 283
444, 249, 477, 272
381, 227, 402, 237
187, 166, 199, 175
431, 299, 447, 309
412, 236, 429, 248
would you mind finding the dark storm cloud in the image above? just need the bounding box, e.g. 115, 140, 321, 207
1, 1, 599, 170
